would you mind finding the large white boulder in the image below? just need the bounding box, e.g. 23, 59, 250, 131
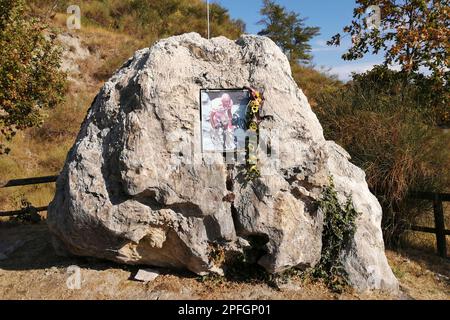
48, 33, 398, 293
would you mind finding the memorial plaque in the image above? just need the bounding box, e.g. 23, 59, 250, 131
200, 89, 250, 153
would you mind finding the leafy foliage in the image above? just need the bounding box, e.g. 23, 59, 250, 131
328, 0, 449, 83
0, 0, 66, 154
313, 178, 360, 293
258, 0, 320, 63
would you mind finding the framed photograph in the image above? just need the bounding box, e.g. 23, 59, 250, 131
200, 88, 250, 153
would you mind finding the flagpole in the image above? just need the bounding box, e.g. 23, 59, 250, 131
207, 0, 210, 39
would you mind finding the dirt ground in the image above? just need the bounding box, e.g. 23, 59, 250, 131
0, 221, 448, 300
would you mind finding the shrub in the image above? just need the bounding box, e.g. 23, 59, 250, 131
350, 66, 449, 127
0, 0, 66, 154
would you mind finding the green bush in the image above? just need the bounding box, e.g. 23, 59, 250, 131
291, 63, 343, 108
0, 0, 66, 154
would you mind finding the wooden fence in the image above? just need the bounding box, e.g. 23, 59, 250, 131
409, 192, 449, 258
0, 175, 449, 258
0, 175, 58, 217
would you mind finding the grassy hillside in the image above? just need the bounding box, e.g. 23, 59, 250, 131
29, 0, 244, 41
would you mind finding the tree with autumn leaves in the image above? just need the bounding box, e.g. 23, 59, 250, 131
329, 0, 449, 80
328, 0, 449, 126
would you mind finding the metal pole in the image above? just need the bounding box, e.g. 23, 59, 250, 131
207, 0, 210, 39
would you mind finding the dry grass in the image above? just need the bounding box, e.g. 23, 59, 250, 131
386, 249, 449, 300
400, 202, 450, 257
305, 67, 450, 244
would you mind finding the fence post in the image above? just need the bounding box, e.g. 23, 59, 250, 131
433, 194, 447, 258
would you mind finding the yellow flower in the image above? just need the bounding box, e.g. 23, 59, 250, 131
248, 165, 260, 175
249, 122, 258, 131
248, 155, 258, 164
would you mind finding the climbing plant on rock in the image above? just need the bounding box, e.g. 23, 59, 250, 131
313, 177, 360, 292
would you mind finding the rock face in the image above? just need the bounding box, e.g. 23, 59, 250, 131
48, 33, 398, 293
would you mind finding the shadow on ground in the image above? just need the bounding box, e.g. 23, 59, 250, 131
0, 221, 193, 279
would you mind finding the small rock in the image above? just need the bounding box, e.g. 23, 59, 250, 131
435, 273, 449, 281
134, 268, 160, 283
44, 266, 60, 276
277, 280, 301, 291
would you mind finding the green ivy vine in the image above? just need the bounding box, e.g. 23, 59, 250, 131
313, 177, 360, 293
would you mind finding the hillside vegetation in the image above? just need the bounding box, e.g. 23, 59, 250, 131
0, 0, 244, 210
30, 0, 244, 40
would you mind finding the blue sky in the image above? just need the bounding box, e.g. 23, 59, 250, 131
213, 0, 384, 80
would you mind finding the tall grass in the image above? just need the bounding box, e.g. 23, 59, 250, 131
0, 89, 93, 211
299, 65, 450, 245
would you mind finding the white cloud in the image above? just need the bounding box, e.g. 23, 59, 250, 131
322, 61, 433, 81
322, 61, 383, 81
311, 46, 341, 53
